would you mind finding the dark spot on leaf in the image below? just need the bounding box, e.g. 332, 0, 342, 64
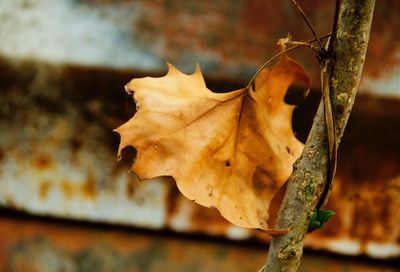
225, 161, 231, 167
207, 184, 213, 197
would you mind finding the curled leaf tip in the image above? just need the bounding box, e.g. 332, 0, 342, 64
194, 63, 202, 75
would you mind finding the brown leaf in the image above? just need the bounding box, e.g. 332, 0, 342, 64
115, 56, 311, 230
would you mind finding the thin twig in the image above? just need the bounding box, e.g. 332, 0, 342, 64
316, 0, 342, 210
290, 0, 323, 48
282, 41, 316, 49
327, 0, 342, 54
317, 58, 338, 210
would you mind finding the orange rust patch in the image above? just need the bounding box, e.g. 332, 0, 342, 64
33, 154, 53, 170
81, 172, 97, 199
39, 181, 51, 200
4, 198, 17, 209
61, 181, 75, 199
126, 178, 136, 199
189, 200, 231, 235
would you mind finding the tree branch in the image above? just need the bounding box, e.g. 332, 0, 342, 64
264, 1, 376, 271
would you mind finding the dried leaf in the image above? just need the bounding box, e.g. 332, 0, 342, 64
115, 56, 311, 230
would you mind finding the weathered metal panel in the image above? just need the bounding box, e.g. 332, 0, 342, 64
0, 57, 399, 259
0, 59, 169, 230
0, 0, 399, 261
0, 0, 399, 97
2, 214, 398, 272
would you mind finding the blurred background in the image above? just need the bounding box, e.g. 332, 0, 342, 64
0, 0, 399, 271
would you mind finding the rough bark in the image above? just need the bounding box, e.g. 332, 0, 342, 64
264, 0, 376, 271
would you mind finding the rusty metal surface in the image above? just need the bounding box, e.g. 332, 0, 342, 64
0, 0, 399, 260
0, 57, 399, 259
0, 59, 172, 230
0, 214, 398, 272
0, 0, 399, 97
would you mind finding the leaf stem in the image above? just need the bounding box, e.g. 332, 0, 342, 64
246, 34, 331, 90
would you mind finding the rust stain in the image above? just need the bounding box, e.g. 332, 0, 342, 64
70, 137, 83, 156
39, 180, 51, 200
165, 182, 180, 222
4, 199, 18, 210
61, 181, 75, 199
352, 180, 399, 244
32, 154, 53, 170
61, 176, 97, 200
309, 175, 400, 250
81, 172, 97, 200
363, 0, 400, 78
189, 201, 231, 235
126, 177, 135, 199
243, 0, 276, 34
132, 0, 400, 82
0, 149, 4, 163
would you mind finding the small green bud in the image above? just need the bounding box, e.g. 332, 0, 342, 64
308, 209, 335, 232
